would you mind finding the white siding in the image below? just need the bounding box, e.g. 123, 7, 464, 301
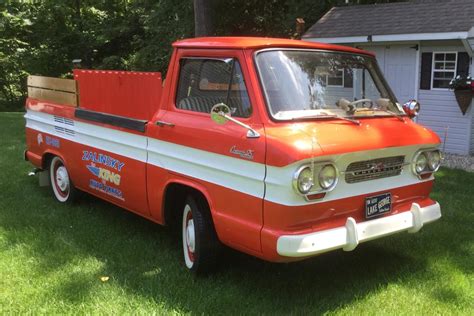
470, 57, 474, 154
417, 43, 472, 155
470, 104, 474, 154
333, 41, 473, 154
324, 86, 353, 107
417, 90, 471, 154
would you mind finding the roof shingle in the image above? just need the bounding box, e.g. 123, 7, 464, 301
303, 0, 474, 39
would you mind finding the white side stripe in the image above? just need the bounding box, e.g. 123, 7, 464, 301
25, 110, 147, 162
147, 138, 265, 198
25, 110, 265, 200
25, 110, 432, 207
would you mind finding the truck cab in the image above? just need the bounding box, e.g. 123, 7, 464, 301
24, 37, 442, 274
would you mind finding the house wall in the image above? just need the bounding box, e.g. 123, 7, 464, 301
356, 41, 472, 154
324, 86, 354, 106
470, 56, 474, 154
416, 42, 472, 155
311, 39, 473, 154
470, 104, 474, 154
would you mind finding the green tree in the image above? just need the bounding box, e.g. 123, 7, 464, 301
0, 0, 406, 111
0, 5, 32, 109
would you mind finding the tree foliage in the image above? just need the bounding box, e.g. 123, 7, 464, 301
0, 0, 405, 111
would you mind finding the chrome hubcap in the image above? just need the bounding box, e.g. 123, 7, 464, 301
182, 204, 195, 268
56, 166, 69, 191
186, 219, 195, 253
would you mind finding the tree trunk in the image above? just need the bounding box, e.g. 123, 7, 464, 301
75, 0, 82, 32
194, 0, 214, 37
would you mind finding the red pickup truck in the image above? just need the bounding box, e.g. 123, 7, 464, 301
24, 37, 442, 274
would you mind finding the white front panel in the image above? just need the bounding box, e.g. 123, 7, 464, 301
265, 144, 437, 206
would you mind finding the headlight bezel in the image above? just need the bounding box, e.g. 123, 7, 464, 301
318, 164, 338, 190
294, 166, 314, 194
427, 150, 441, 172
412, 149, 442, 178
414, 152, 428, 174
292, 162, 339, 197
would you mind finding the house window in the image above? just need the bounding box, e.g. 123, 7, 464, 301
315, 68, 344, 87
432, 52, 457, 89
327, 69, 344, 87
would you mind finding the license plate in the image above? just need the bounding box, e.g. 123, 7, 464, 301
365, 193, 391, 219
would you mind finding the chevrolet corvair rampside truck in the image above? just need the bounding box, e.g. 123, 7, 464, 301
24, 37, 442, 274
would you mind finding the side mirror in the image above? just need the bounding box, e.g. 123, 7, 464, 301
210, 103, 231, 125
210, 103, 260, 138
402, 100, 421, 119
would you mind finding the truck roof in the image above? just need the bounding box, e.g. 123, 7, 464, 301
173, 37, 374, 56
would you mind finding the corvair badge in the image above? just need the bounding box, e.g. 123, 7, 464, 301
230, 145, 254, 160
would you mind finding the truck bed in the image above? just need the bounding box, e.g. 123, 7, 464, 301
73, 69, 162, 121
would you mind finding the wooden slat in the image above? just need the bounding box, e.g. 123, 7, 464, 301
28, 87, 78, 107
27, 75, 77, 93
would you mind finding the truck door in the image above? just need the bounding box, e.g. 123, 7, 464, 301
146, 49, 266, 253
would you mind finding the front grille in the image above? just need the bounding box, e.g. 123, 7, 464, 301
344, 155, 405, 183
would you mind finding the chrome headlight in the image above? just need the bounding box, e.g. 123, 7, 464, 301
427, 150, 441, 171
318, 164, 337, 189
412, 149, 441, 177
414, 152, 428, 174
294, 166, 314, 194
293, 163, 339, 196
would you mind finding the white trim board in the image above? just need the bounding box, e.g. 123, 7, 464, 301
461, 39, 474, 57
305, 32, 469, 44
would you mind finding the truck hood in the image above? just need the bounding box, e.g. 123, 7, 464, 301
264, 117, 441, 167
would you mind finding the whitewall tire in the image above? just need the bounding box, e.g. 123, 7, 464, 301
181, 195, 220, 274
182, 204, 196, 269
49, 156, 77, 203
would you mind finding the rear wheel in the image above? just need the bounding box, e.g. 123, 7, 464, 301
182, 195, 220, 274
49, 156, 77, 203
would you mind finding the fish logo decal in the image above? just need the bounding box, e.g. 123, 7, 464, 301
86, 164, 100, 177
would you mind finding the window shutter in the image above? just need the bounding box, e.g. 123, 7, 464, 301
456, 52, 470, 77
420, 52, 432, 90
343, 69, 353, 88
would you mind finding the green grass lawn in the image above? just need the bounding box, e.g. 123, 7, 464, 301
1, 112, 473, 314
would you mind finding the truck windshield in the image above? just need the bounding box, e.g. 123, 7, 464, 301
255, 49, 403, 120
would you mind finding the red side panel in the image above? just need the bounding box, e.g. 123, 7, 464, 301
73, 69, 162, 121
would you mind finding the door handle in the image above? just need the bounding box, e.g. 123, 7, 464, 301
156, 121, 175, 127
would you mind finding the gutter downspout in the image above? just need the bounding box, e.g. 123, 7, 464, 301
414, 41, 421, 101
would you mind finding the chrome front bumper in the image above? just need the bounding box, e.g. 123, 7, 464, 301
277, 202, 441, 257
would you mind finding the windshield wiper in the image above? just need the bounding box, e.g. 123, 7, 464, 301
292, 114, 361, 125
374, 108, 405, 122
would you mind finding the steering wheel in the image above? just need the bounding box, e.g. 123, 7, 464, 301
349, 98, 374, 108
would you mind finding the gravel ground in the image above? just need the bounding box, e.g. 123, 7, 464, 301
441, 153, 474, 172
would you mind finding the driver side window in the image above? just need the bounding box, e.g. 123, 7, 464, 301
176, 58, 252, 118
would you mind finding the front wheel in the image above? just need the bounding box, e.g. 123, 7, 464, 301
49, 156, 77, 203
182, 195, 220, 274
